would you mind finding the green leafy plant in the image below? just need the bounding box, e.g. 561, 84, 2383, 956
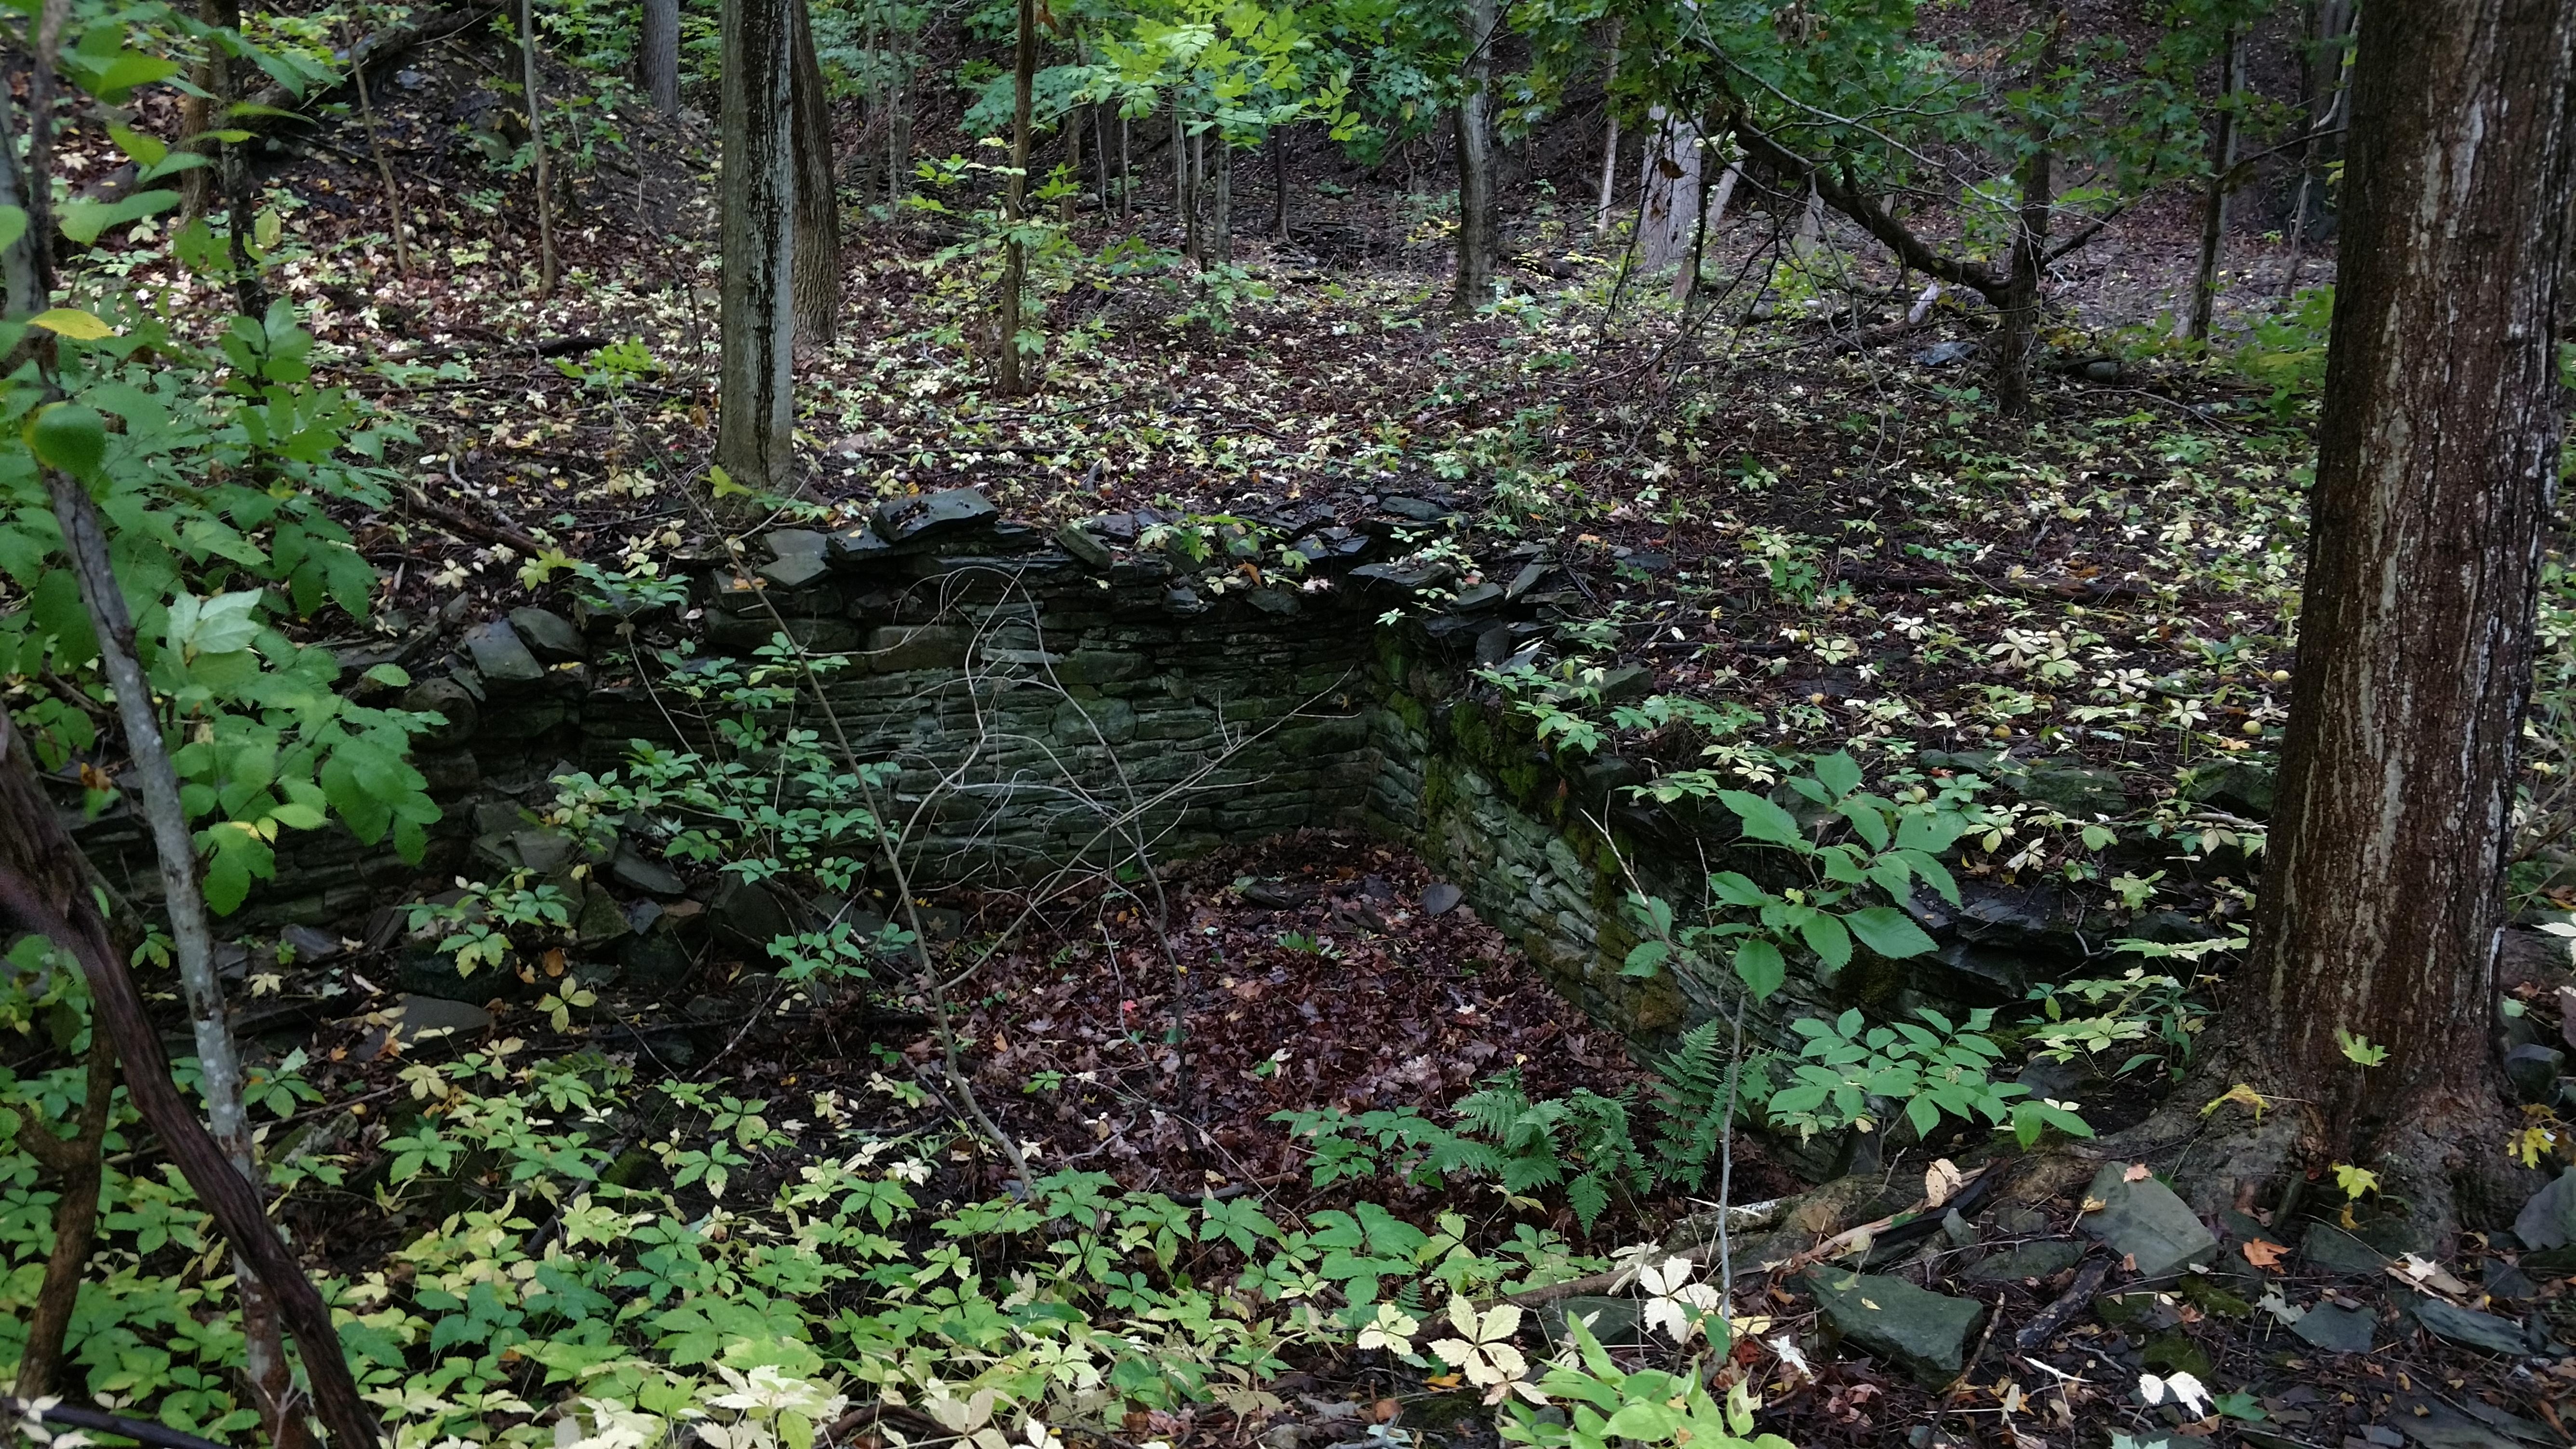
1497, 1318, 1792, 1449
2022, 968, 2207, 1077
1765, 1006, 2092, 1148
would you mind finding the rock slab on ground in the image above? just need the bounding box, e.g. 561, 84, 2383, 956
464, 619, 546, 684
1960, 1239, 2083, 1285
2289, 1301, 2378, 1353
1802, 1266, 1986, 1387
2077, 1163, 2218, 1281
2410, 1296, 2531, 1356
2516, 1167, 2576, 1249
507, 606, 584, 661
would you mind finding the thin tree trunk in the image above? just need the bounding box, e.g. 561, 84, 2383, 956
641, 0, 681, 115
2187, 26, 2242, 342
887, 28, 910, 208
0, 716, 380, 1449
1270, 125, 1287, 240
1212, 134, 1231, 263
1993, 17, 2059, 419
997, 0, 1034, 394
1119, 112, 1130, 222
12, 1034, 112, 1400
212, 0, 267, 319
1451, 0, 1496, 313
342, 11, 411, 276
1095, 100, 1112, 214
2202, 0, 2576, 1244
1673, 127, 1714, 304
45, 473, 301, 1447
0, 78, 44, 314
789, 0, 840, 346
1064, 101, 1084, 225
2282, 0, 2355, 294
518, 0, 559, 296
718, 0, 798, 497
1994, 142, 2050, 417
1594, 22, 1621, 238
27, 0, 65, 304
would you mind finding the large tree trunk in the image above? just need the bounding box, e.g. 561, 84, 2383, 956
1451, 0, 1496, 313
718, 0, 798, 498
789, 0, 840, 346
2192, 0, 2576, 1246
641, 0, 681, 115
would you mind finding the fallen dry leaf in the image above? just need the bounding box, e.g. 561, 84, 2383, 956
2122, 1163, 2152, 1182
2242, 1238, 2287, 1269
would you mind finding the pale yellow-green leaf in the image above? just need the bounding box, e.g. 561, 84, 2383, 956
28, 307, 115, 339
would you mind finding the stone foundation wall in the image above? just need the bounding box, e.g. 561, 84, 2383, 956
66, 489, 2122, 1053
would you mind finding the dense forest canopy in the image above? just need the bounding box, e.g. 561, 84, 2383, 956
0, 0, 2572, 1446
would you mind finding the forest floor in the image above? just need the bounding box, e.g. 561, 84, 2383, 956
16, 15, 2576, 1449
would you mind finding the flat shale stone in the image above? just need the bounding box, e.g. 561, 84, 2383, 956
2410, 1297, 2530, 1355
2078, 1163, 2218, 1282
2518, 1167, 2576, 1249
1960, 1239, 2083, 1285
1803, 1266, 1986, 1387
508, 606, 584, 661
464, 619, 546, 684
2289, 1301, 2378, 1354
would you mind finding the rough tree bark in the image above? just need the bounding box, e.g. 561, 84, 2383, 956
1450, 0, 1496, 313
789, 0, 840, 347
996, 0, 1034, 394
2179, 0, 2576, 1246
717, 0, 798, 498
641, 0, 681, 115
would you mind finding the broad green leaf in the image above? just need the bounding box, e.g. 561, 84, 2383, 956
1836, 799, 1890, 850
1733, 939, 1784, 1000
0, 205, 25, 253
106, 123, 166, 166
1811, 751, 1863, 799
1622, 940, 1669, 978
1707, 870, 1768, 908
1847, 906, 1938, 960
1719, 789, 1805, 848
1800, 913, 1852, 970
27, 402, 107, 477
1895, 811, 1968, 854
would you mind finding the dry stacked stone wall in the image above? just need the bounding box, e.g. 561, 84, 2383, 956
68, 489, 2123, 1050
